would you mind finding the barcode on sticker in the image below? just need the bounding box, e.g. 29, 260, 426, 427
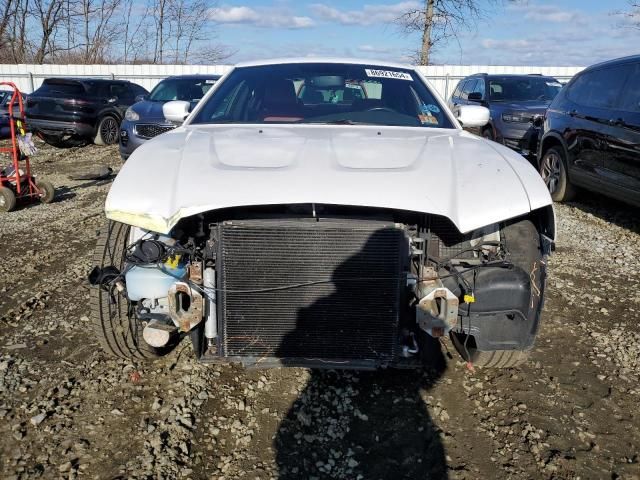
365, 69, 412, 81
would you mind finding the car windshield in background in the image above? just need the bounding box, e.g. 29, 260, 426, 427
149, 78, 217, 102
192, 63, 453, 128
38, 80, 86, 95
488, 77, 562, 102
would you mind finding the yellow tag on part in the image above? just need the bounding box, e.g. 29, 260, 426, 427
165, 254, 181, 269
464, 294, 476, 303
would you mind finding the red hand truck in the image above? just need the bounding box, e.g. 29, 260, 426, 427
0, 82, 54, 212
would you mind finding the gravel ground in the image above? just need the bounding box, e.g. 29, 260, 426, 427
1, 141, 639, 480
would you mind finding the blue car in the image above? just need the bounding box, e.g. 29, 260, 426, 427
448, 74, 563, 162
119, 74, 221, 160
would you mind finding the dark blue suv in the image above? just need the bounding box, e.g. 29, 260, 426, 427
448, 74, 562, 161
119, 74, 221, 160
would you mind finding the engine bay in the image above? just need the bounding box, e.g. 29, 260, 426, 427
90, 203, 551, 369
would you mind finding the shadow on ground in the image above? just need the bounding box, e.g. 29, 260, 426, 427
273, 229, 449, 479
274, 357, 448, 479
568, 192, 639, 234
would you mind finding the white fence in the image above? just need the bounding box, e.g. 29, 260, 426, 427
0, 63, 585, 100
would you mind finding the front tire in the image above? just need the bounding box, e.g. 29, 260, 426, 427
90, 221, 169, 360
94, 116, 119, 146
450, 332, 529, 368
539, 146, 576, 202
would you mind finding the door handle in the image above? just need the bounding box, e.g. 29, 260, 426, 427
568, 109, 578, 117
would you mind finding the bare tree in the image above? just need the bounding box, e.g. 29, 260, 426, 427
614, 1, 640, 29
72, 0, 122, 63
32, 0, 67, 63
0, 0, 229, 64
396, 0, 499, 65
0, 0, 14, 42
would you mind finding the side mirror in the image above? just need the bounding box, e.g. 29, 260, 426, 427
163, 100, 190, 125
457, 105, 490, 128
135, 94, 147, 102
468, 92, 483, 102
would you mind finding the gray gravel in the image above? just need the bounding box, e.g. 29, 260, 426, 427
1, 141, 639, 479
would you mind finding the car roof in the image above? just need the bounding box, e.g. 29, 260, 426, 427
44, 77, 133, 84
468, 73, 558, 79
581, 54, 640, 72
234, 57, 415, 71
164, 74, 222, 80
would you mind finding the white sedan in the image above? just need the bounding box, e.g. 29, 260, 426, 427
91, 58, 555, 370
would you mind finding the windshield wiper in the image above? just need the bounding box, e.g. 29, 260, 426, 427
304, 119, 374, 125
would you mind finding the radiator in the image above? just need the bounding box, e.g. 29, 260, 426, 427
217, 219, 407, 366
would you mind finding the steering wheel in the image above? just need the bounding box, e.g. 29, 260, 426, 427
365, 107, 397, 113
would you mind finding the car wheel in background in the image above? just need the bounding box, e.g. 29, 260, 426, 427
482, 127, 494, 141
36, 179, 55, 203
539, 146, 576, 202
0, 186, 17, 212
94, 116, 119, 146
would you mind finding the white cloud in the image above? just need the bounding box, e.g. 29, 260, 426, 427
310, 1, 419, 26
507, 3, 585, 24
357, 44, 393, 54
209, 5, 314, 29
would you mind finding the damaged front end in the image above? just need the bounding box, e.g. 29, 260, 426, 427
90, 203, 554, 369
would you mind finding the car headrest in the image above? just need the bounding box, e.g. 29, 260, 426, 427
264, 79, 297, 107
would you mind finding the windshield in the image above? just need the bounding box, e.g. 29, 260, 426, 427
488, 77, 562, 102
192, 63, 453, 128
149, 78, 218, 102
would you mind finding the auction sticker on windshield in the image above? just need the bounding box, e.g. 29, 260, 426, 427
365, 69, 412, 81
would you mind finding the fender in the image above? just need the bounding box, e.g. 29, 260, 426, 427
94, 107, 123, 127
538, 130, 568, 167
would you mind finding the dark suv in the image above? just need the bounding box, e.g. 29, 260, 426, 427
538, 55, 640, 206
449, 73, 562, 160
26, 78, 148, 147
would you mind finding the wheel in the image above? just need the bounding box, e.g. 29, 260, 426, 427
482, 127, 494, 141
94, 116, 120, 146
450, 332, 529, 368
90, 220, 171, 360
0, 186, 17, 212
449, 218, 541, 369
539, 146, 576, 202
36, 179, 55, 203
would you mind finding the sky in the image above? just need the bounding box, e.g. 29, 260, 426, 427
208, 0, 640, 66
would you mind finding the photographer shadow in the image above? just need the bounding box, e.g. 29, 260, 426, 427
273, 230, 449, 479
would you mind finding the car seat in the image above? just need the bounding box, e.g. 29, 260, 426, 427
261, 79, 303, 122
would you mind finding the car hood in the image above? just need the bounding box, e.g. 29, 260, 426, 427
131, 100, 167, 120
105, 124, 552, 235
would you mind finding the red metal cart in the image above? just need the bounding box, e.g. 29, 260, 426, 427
0, 81, 54, 212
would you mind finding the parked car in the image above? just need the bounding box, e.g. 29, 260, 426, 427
538, 55, 640, 206
26, 78, 148, 147
0, 90, 13, 139
90, 59, 555, 372
119, 74, 221, 160
449, 73, 562, 161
